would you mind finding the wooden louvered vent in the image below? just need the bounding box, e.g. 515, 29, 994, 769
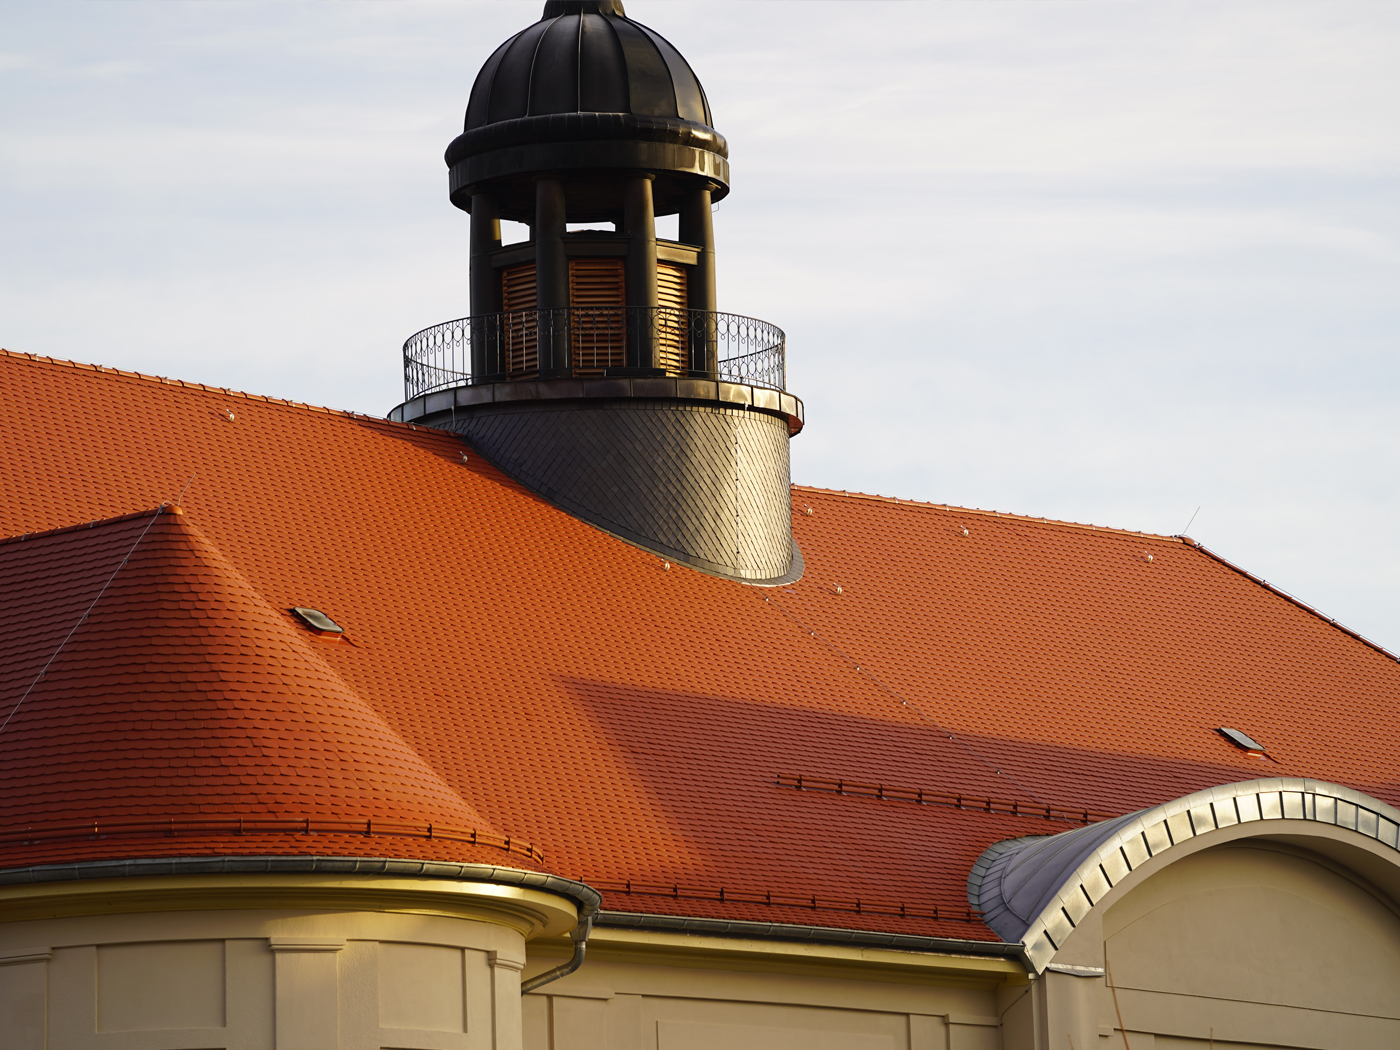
500, 263, 538, 377
498, 258, 690, 377
656, 263, 689, 375
569, 259, 625, 375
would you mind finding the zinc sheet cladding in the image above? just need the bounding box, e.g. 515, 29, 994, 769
1, 349, 1398, 941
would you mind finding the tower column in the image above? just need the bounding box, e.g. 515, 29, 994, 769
535, 177, 570, 373
624, 174, 658, 370
679, 184, 717, 375
468, 191, 501, 379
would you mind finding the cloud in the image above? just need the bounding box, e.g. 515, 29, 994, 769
1, 0, 1397, 651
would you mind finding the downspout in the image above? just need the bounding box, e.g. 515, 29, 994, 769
520, 895, 598, 995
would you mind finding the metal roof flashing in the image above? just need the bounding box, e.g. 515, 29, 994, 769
968, 778, 1400, 973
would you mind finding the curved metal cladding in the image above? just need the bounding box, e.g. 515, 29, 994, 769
431, 399, 798, 584
466, 1, 712, 129
967, 777, 1400, 972
446, 0, 729, 218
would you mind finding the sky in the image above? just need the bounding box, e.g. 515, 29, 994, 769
2, 1, 1398, 651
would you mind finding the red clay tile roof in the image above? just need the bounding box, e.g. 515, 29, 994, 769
0, 508, 540, 869
2, 348, 1398, 940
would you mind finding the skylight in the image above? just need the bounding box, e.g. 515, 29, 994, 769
291, 607, 343, 634
1217, 726, 1264, 753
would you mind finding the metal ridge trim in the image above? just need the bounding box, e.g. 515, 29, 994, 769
0, 855, 602, 913
0, 506, 167, 547
594, 910, 1028, 962
1189, 540, 1400, 664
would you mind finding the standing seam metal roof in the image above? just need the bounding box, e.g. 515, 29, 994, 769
465, 7, 711, 131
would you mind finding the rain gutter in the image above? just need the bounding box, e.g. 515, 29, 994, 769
595, 910, 1030, 969
521, 897, 599, 994
0, 856, 602, 995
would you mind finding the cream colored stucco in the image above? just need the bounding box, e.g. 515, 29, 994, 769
1024, 823, 1400, 1050
522, 927, 1017, 1050
6, 807, 1400, 1050
1096, 842, 1400, 1049
518, 819, 1400, 1050
0, 874, 563, 1050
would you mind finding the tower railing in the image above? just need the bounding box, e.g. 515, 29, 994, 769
403, 308, 786, 401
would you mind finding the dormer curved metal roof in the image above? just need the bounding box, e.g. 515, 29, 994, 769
968, 778, 1400, 971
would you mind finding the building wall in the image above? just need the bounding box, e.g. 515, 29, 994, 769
523, 837, 1400, 1050
5, 838, 1399, 1050
523, 930, 1020, 1050
1004, 832, 1400, 1050
0, 908, 527, 1050
0, 871, 578, 1050
1094, 842, 1400, 1048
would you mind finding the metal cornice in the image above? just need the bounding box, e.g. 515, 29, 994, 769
595, 910, 1028, 962
970, 778, 1400, 973
0, 855, 602, 914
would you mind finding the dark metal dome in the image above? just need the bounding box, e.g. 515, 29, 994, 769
445, 0, 728, 220
465, 1, 712, 132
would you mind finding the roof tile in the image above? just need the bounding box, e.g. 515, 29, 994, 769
3, 349, 1398, 939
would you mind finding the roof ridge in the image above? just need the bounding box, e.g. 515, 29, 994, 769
792, 485, 1187, 544
0, 347, 425, 436
0, 506, 169, 548
793, 484, 1400, 665
1189, 539, 1400, 666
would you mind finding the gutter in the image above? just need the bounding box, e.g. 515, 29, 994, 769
595, 910, 1030, 970
0, 859, 1027, 983
0, 856, 604, 995
521, 897, 599, 994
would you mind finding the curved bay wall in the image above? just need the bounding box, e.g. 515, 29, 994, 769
434, 398, 796, 584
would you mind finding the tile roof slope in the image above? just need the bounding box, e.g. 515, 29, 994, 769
2, 349, 1398, 941
783, 487, 1400, 814
0, 507, 539, 869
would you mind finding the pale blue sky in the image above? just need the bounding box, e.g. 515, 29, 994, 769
3, 1, 1399, 651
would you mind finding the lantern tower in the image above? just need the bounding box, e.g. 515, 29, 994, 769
391, 0, 803, 584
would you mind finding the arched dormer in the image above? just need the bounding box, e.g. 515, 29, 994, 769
970, 778, 1400, 1047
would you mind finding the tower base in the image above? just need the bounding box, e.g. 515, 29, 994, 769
402, 381, 802, 585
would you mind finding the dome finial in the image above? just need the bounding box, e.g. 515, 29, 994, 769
542, 0, 625, 18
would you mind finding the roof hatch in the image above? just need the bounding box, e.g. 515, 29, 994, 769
1217, 726, 1264, 753
291, 607, 344, 634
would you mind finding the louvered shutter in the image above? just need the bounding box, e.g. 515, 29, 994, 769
568, 259, 626, 374
500, 263, 538, 376
656, 263, 689, 374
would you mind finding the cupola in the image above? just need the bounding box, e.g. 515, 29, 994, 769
390, 1, 804, 584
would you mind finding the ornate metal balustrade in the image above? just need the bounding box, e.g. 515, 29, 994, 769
403, 308, 785, 401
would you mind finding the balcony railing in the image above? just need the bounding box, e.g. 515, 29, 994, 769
403, 307, 785, 402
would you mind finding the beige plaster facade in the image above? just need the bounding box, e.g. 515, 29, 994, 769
4, 787, 1400, 1050
522, 929, 1017, 1050
1022, 827, 1400, 1049
522, 834, 1400, 1050
0, 872, 575, 1050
